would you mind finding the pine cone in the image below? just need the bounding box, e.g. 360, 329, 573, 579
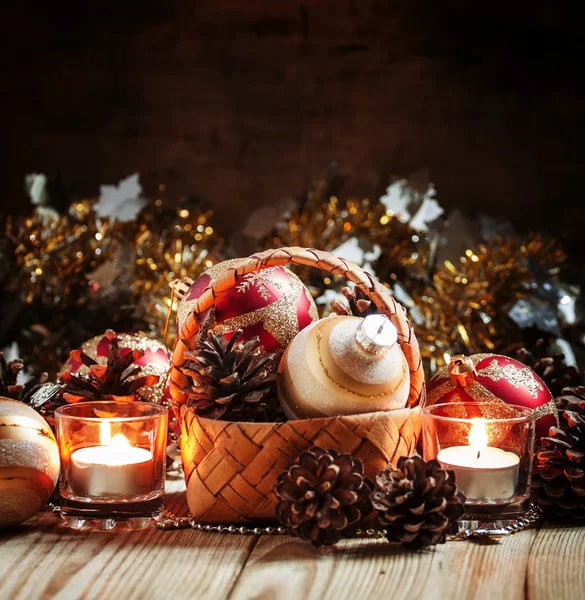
371, 456, 466, 548
59, 330, 160, 403
331, 285, 379, 318
533, 399, 585, 521
181, 329, 282, 422
554, 386, 585, 417
0, 352, 49, 403
275, 447, 373, 547
516, 347, 583, 398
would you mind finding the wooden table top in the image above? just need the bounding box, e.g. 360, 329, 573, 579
0, 478, 582, 600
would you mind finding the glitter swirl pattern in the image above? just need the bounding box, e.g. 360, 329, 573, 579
477, 360, 544, 399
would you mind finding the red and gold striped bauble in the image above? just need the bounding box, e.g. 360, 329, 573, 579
176, 260, 319, 365
426, 354, 558, 440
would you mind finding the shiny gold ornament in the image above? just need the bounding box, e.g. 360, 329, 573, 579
0, 399, 60, 528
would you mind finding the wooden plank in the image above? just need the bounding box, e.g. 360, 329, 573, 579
229, 528, 538, 600
227, 535, 431, 600
2, 471, 581, 600
0, 478, 255, 600
527, 525, 585, 600
417, 530, 536, 600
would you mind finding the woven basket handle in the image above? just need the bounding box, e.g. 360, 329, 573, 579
170, 247, 425, 411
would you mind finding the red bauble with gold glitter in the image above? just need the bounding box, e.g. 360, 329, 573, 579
176, 260, 319, 364
426, 354, 558, 440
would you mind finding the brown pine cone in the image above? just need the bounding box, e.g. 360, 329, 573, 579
533, 399, 585, 521
0, 352, 49, 403
516, 347, 582, 398
275, 447, 373, 547
59, 329, 160, 403
331, 285, 379, 319
554, 386, 585, 418
181, 329, 282, 422
371, 456, 466, 548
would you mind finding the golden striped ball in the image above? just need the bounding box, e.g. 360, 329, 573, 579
0, 398, 60, 528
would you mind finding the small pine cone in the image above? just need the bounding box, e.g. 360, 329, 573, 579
0, 352, 49, 403
516, 347, 583, 398
331, 285, 379, 319
371, 456, 466, 548
275, 447, 373, 547
533, 399, 585, 521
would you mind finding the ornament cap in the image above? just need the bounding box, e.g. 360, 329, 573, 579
356, 314, 397, 356
169, 277, 194, 302
448, 355, 477, 386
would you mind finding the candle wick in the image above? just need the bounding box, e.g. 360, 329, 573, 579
477, 450, 481, 460
377, 323, 385, 336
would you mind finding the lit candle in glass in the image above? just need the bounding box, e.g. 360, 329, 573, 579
70, 422, 155, 498
55, 402, 167, 529
437, 419, 520, 502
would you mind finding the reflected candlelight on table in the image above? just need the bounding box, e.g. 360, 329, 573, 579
437, 418, 520, 502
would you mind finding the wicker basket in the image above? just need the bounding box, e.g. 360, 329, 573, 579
170, 247, 425, 523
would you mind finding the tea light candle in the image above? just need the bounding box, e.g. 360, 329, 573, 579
437, 419, 520, 501
70, 423, 154, 498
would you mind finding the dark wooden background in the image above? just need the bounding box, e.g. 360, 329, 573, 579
1, 1, 584, 239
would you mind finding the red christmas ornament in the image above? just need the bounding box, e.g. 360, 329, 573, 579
426, 354, 558, 440
176, 260, 319, 363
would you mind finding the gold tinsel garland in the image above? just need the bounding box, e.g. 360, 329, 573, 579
0, 175, 573, 377
2, 200, 119, 306
130, 199, 221, 341
405, 237, 561, 371
263, 178, 569, 374
263, 180, 388, 297
0, 194, 220, 374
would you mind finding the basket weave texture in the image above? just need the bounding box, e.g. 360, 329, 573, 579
171, 247, 425, 523
181, 406, 421, 522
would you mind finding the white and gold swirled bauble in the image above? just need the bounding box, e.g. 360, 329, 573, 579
0, 399, 60, 528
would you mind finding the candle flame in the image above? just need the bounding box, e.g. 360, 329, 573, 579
99, 422, 131, 449
99, 421, 112, 446
111, 433, 131, 449
469, 419, 488, 450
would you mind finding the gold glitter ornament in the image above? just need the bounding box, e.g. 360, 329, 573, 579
278, 316, 411, 419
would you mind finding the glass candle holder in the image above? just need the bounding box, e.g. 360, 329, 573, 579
55, 402, 168, 530
422, 402, 535, 528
